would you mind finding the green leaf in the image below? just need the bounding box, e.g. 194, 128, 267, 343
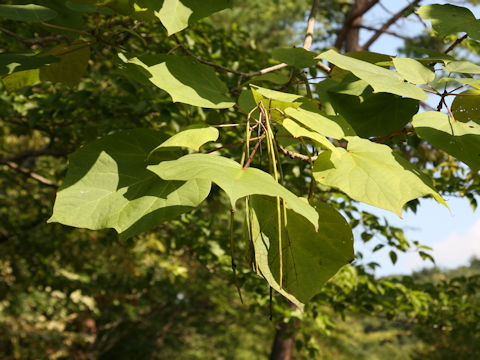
0, 4, 57, 21
452, 90, 480, 123
284, 102, 356, 139
126, 54, 234, 109
251, 85, 303, 103
328, 90, 419, 137
417, 4, 480, 40
412, 111, 480, 171
271, 47, 318, 68
282, 118, 338, 154
443, 60, 480, 74
312, 136, 446, 216
389, 250, 398, 265
148, 154, 319, 228
438, 77, 480, 89
3, 43, 90, 91
0, 53, 58, 76
151, 125, 219, 152
392, 58, 435, 85
249, 196, 353, 308
39, 42, 90, 87
318, 50, 427, 100
141, 0, 233, 35
49, 129, 211, 239
249, 85, 302, 120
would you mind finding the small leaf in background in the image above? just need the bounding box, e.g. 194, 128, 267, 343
452, 89, 480, 124
389, 250, 398, 265
318, 50, 428, 100
272, 47, 318, 68
0, 4, 57, 21
127, 55, 235, 109
148, 153, 319, 228
141, 0, 233, 35
392, 58, 435, 85
151, 125, 219, 153
417, 4, 480, 40
249, 195, 354, 309
412, 111, 480, 171
313, 136, 446, 216
284, 102, 356, 139
49, 129, 211, 239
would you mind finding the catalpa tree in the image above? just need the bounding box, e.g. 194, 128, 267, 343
1, 0, 479, 312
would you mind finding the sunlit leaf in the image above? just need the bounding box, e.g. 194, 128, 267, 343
318, 50, 427, 100
148, 153, 319, 227
412, 111, 480, 171
249, 196, 353, 309
141, 0, 233, 35
313, 136, 446, 216
126, 54, 234, 109
151, 125, 219, 152
417, 4, 480, 40
392, 58, 435, 85
284, 102, 356, 139
49, 129, 211, 239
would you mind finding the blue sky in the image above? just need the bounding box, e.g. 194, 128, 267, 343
354, 0, 480, 276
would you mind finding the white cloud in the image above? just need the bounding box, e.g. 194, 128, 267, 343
406, 218, 480, 271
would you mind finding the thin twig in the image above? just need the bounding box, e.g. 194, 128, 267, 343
3, 161, 57, 188
0, 26, 66, 45
277, 145, 317, 163
444, 34, 468, 55
303, 0, 320, 51
243, 135, 265, 169
354, 24, 407, 40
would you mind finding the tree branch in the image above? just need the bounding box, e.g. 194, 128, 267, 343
334, 0, 380, 50
444, 34, 468, 55
277, 146, 317, 163
0, 26, 66, 46
173, 0, 323, 78
361, 0, 421, 51
354, 24, 408, 40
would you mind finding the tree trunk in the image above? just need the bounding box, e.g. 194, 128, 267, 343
269, 315, 299, 360
345, 0, 368, 52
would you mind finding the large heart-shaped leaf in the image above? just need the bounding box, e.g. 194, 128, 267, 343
318, 50, 427, 100
312, 136, 446, 216
248, 196, 353, 309
412, 111, 480, 171
126, 54, 234, 109
417, 4, 480, 40
140, 0, 233, 35
49, 129, 211, 239
148, 153, 319, 227
0, 4, 57, 21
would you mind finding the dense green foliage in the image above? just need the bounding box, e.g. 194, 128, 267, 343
1, 0, 479, 358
